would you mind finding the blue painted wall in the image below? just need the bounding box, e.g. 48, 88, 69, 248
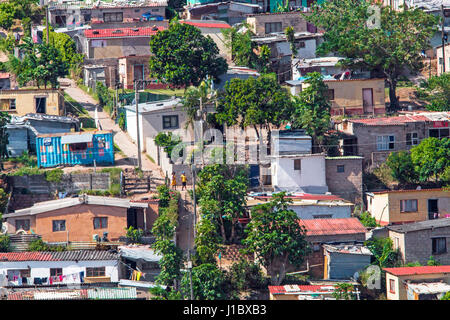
36, 132, 114, 168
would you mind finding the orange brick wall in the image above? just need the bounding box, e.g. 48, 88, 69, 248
35, 204, 128, 242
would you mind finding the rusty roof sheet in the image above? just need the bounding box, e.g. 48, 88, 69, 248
298, 218, 366, 236
384, 266, 450, 276
0, 250, 119, 262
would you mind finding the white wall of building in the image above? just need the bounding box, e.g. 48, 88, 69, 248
271, 155, 327, 193
289, 204, 352, 220
0, 260, 119, 283
295, 38, 317, 59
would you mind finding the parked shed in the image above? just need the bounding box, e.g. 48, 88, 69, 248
323, 243, 372, 280
36, 130, 114, 168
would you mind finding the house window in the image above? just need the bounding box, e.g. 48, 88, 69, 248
50, 268, 63, 277
86, 267, 106, 277
400, 199, 418, 212
162, 115, 179, 129
83, 14, 91, 22
432, 237, 447, 255
35, 97, 46, 114
294, 159, 301, 171
93, 217, 108, 229
69, 143, 88, 152
313, 215, 333, 219
337, 165, 345, 173
15, 219, 30, 231
389, 279, 395, 294
0, 99, 16, 111
265, 22, 282, 33
296, 41, 306, 48
152, 8, 160, 12
376, 135, 395, 151
439, 57, 443, 65
52, 220, 66, 232
103, 12, 123, 22
406, 132, 418, 146
313, 243, 320, 252
429, 128, 449, 139
327, 89, 335, 101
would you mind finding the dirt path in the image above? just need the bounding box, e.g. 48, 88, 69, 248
61, 78, 164, 180
176, 190, 195, 254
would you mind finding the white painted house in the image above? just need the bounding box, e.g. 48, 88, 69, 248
270, 130, 328, 194
0, 251, 119, 286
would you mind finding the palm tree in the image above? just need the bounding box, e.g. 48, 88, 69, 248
181, 78, 216, 131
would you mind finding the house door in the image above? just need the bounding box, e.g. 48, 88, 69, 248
36, 97, 46, 114
133, 65, 144, 81
362, 88, 374, 114
428, 199, 439, 220
127, 208, 137, 228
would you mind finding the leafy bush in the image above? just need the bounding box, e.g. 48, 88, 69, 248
358, 211, 379, 228
0, 234, 10, 252
8, 167, 44, 176
125, 226, 144, 243
154, 132, 182, 157
28, 238, 66, 252
96, 81, 112, 108
118, 112, 126, 131
9, 151, 37, 167
45, 169, 64, 183
227, 259, 266, 292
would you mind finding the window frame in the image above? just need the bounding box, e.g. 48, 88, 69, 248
93, 217, 108, 229
389, 279, 395, 294
429, 128, 449, 139
337, 165, 345, 173
15, 219, 30, 231
103, 12, 123, 23
50, 268, 63, 277
265, 22, 282, 34
86, 267, 106, 277
294, 159, 301, 171
406, 132, 419, 146
376, 135, 395, 151
52, 220, 66, 232
400, 199, 418, 213
432, 237, 447, 255
162, 115, 179, 130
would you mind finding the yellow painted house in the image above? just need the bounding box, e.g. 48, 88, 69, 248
0, 89, 64, 116
366, 189, 450, 226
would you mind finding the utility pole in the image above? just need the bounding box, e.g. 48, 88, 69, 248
442, 4, 446, 75
134, 80, 142, 170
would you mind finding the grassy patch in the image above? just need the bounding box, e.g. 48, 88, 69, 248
78, 83, 100, 102
113, 143, 126, 158
64, 93, 97, 130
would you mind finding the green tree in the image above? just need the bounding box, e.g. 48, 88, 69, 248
416, 73, 450, 111
196, 164, 248, 244
181, 79, 215, 130
410, 137, 450, 183
194, 218, 221, 265
181, 263, 226, 300
149, 22, 228, 88
290, 72, 331, 152
222, 23, 272, 73
215, 74, 293, 143
285, 26, 297, 56
153, 239, 184, 287
364, 237, 399, 269
0, 234, 10, 252
0, 2, 17, 30
242, 193, 310, 285
385, 151, 418, 185
358, 211, 379, 228
305, 0, 438, 111
441, 291, 450, 300
7, 37, 69, 88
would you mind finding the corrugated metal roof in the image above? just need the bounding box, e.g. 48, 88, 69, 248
119, 245, 162, 263
84, 26, 165, 39
348, 114, 445, 126
387, 218, 450, 234
369, 188, 445, 195
384, 266, 450, 276
407, 282, 450, 295
298, 218, 366, 236
180, 20, 231, 29
269, 285, 337, 295
0, 250, 119, 262
87, 287, 137, 299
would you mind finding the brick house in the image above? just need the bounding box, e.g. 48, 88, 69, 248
245, 11, 313, 36
2, 195, 159, 243
118, 55, 152, 90
0, 89, 64, 116
335, 111, 450, 167
387, 219, 450, 266
325, 156, 363, 203
366, 188, 450, 226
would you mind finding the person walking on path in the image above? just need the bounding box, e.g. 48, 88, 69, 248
171, 172, 177, 190
181, 171, 187, 190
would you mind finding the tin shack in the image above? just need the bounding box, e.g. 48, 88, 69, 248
36, 131, 114, 168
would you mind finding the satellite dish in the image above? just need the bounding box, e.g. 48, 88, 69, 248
0, 223, 7, 234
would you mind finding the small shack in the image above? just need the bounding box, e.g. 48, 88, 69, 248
36, 130, 114, 168
323, 243, 372, 280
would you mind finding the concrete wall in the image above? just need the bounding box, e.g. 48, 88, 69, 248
0, 260, 119, 283
390, 227, 450, 265
88, 37, 151, 59
337, 120, 433, 167
8, 173, 111, 195
0, 89, 63, 116
271, 154, 327, 193
290, 205, 352, 220
325, 157, 363, 204
246, 12, 308, 36
367, 190, 450, 225
118, 55, 151, 89
436, 44, 450, 76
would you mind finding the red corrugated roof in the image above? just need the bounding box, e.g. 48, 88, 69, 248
269, 285, 336, 294
252, 193, 344, 201
180, 21, 231, 29
384, 266, 450, 276
298, 218, 366, 236
84, 26, 165, 38
0, 252, 55, 262
348, 115, 431, 126
370, 188, 445, 195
